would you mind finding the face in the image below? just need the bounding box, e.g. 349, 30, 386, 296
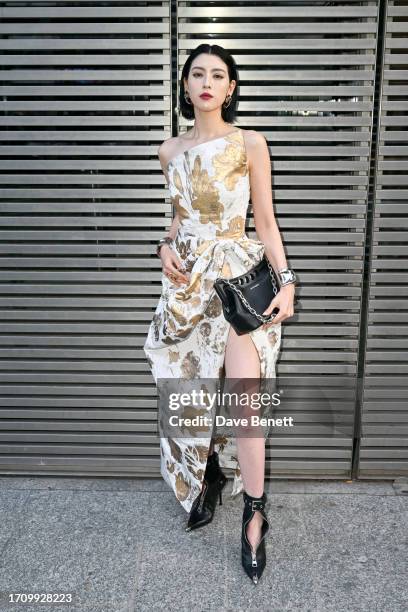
183, 53, 235, 113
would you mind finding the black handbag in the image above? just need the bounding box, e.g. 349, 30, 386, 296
213, 255, 280, 336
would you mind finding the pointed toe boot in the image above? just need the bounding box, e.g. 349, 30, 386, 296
241, 491, 270, 584
185, 451, 227, 532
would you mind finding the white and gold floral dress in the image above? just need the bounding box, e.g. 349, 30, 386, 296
143, 127, 282, 513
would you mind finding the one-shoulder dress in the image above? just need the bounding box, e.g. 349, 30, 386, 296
143, 127, 282, 513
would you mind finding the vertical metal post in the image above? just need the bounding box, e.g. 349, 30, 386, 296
351, 0, 388, 479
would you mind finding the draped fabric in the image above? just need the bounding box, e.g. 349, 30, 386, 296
144, 128, 282, 513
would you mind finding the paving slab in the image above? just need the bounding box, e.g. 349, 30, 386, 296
0, 477, 406, 612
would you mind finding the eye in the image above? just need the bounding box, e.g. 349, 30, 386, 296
192, 73, 223, 79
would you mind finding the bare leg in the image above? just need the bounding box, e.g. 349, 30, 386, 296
224, 325, 265, 551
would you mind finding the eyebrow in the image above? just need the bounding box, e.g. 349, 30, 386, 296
191, 66, 226, 73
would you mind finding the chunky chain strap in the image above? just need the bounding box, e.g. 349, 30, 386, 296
223, 257, 279, 324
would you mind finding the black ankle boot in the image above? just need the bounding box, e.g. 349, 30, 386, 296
185, 451, 227, 532
241, 491, 270, 584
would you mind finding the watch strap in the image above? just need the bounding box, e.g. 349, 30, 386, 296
156, 236, 174, 257
277, 267, 297, 287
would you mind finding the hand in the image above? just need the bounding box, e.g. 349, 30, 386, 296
261, 283, 296, 327
160, 245, 191, 287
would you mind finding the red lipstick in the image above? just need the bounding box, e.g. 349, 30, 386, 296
200, 93, 213, 99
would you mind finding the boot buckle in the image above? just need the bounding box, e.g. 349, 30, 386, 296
250, 500, 264, 512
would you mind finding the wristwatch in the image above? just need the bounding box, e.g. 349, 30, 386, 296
277, 267, 297, 287
156, 236, 174, 257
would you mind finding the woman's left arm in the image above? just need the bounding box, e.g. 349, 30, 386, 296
245, 130, 295, 325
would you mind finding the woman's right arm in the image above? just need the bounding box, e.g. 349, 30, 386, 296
166, 212, 180, 240
158, 143, 180, 239
157, 143, 187, 286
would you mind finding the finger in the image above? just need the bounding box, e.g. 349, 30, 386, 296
263, 321, 274, 330
270, 313, 285, 325
170, 254, 185, 269
262, 303, 278, 316
163, 267, 176, 283
167, 273, 181, 286
264, 309, 281, 324
169, 258, 187, 278
263, 305, 279, 317
262, 314, 277, 329
170, 265, 188, 283
166, 266, 187, 285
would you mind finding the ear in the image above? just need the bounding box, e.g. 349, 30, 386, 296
229, 80, 236, 96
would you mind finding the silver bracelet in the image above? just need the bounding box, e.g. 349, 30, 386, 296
277, 267, 297, 287
156, 236, 174, 257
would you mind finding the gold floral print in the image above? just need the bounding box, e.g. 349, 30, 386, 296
169, 349, 180, 362
168, 304, 188, 326
175, 317, 203, 339
183, 257, 196, 274
221, 259, 233, 278
212, 133, 248, 190
190, 156, 224, 227
175, 271, 203, 300
175, 471, 190, 501
203, 277, 215, 293
213, 435, 229, 453
172, 195, 190, 221
166, 460, 175, 473
195, 444, 210, 463
216, 215, 246, 239
195, 239, 213, 257
152, 312, 162, 342
199, 321, 211, 337
180, 351, 201, 378
184, 444, 208, 463
175, 236, 192, 260
185, 445, 208, 479
205, 294, 223, 319
189, 296, 201, 308
168, 437, 182, 462
268, 330, 279, 345
173, 167, 184, 194
179, 405, 211, 435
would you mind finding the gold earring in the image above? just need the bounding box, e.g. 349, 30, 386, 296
184, 90, 192, 105
223, 94, 232, 108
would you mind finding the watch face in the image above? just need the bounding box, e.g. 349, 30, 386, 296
280, 270, 295, 284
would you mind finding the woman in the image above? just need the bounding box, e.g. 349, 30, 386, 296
144, 43, 296, 584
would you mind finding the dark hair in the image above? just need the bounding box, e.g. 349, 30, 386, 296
178, 44, 239, 123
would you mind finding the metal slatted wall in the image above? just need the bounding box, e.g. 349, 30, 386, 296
177, 1, 378, 478
1, 1, 405, 480
358, 0, 408, 477
0, 1, 172, 475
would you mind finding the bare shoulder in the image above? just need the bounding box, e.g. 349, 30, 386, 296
158, 130, 197, 164
157, 136, 179, 168
241, 128, 268, 150
241, 129, 270, 169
